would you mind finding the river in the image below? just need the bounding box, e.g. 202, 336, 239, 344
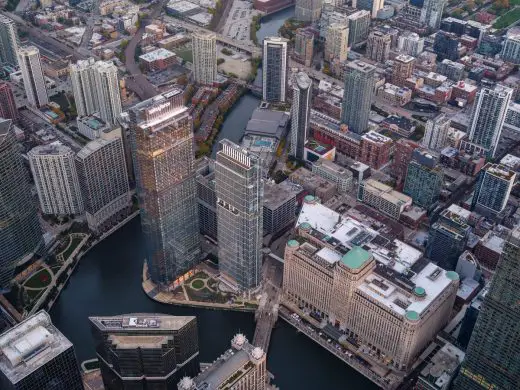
50, 7, 378, 390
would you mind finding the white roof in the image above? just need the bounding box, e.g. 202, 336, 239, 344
316, 247, 342, 264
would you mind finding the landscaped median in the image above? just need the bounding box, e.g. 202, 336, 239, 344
493, 7, 520, 29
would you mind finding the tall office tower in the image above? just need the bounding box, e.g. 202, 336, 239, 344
293, 28, 314, 67
18, 46, 48, 108
426, 205, 471, 270
215, 140, 263, 290
354, 0, 385, 18
295, 0, 322, 22
347, 10, 371, 46
262, 37, 288, 103
75, 127, 131, 234
94, 61, 122, 125
398, 31, 424, 56
196, 158, 217, 241
180, 334, 267, 390
366, 31, 391, 62
422, 113, 450, 152
471, 163, 516, 216
393, 139, 419, 189
433, 31, 460, 61
453, 227, 520, 390
70, 58, 98, 117
192, 31, 217, 85
0, 82, 18, 121
29, 144, 84, 216
90, 314, 200, 390
392, 54, 415, 86
0, 15, 19, 67
0, 119, 42, 292
290, 72, 312, 160
467, 85, 512, 158
403, 149, 443, 208
420, 0, 447, 30
128, 89, 200, 285
0, 311, 84, 390
501, 32, 520, 64
325, 23, 349, 63
341, 61, 375, 134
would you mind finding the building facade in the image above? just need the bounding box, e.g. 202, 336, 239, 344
347, 10, 371, 46
453, 227, 520, 390
90, 314, 200, 390
215, 140, 263, 290
404, 149, 443, 208
358, 178, 412, 219
196, 157, 218, 241
359, 130, 392, 169
290, 72, 312, 160
398, 32, 424, 56
262, 37, 288, 103
18, 46, 48, 108
29, 144, 84, 216
192, 31, 217, 85
501, 33, 520, 64
355, 0, 385, 18
325, 23, 349, 63
284, 199, 459, 371
75, 127, 131, 234
422, 113, 450, 152
366, 31, 391, 63
420, 0, 447, 30
0, 15, 19, 67
128, 89, 200, 285
393, 139, 419, 189
293, 28, 314, 67
466, 85, 512, 158
471, 163, 515, 215
392, 54, 415, 86
0, 119, 42, 292
263, 180, 299, 236
295, 0, 322, 22
341, 61, 375, 134
0, 82, 18, 121
70, 58, 99, 118
312, 158, 353, 193
0, 311, 84, 390
180, 334, 266, 390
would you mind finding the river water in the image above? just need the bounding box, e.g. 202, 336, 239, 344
50, 8, 379, 390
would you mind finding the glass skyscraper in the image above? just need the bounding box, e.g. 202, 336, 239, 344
262, 37, 288, 103
0, 119, 42, 292
341, 61, 375, 134
128, 89, 200, 285
453, 227, 520, 389
215, 140, 263, 290
290, 72, 312, 160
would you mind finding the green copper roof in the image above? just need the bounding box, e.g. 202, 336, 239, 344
446, 271, 460, 281
300, 222, 312, 230
413, 286, 426, 297
405, 310, 419, 321
304, 195, 315, 203
287, 240, 300, 248
341, 246, 371, 270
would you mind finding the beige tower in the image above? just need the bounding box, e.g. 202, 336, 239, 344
192, 31, 217, 85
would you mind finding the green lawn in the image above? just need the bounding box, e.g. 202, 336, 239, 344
26, 289, 43, 300
24, 269, 52, 289
511, 0, 520, 5
60, 236, 83, 260
191, 279, 204, 289
176, 48, 193, 63
494, 8, 520, 29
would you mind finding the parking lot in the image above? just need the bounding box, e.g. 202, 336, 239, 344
221, 0, 261, 45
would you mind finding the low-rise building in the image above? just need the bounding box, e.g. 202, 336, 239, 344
377, 83, 412, 106
474, 229, 507, 271
311, 158, 353, 193
359, 131, 393, 170
357, 178, 412, 219
139, 48, 178, 72
263, 180, 301, 236
290, 168, 337, 202
416, 342, 465, 390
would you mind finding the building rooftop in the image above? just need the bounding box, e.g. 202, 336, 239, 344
483, 163, 516, 181
363, 179, 412, 207
341, 246, 371, 269
362, 130, 393, 145
139, 48, 176, 62
313, 159, 353, 180
89, 314, 195, 332
263, 180, 302, 211
395, 54, 415, 63
500, 154, 520, 171
347, 60, 376, 74
28, 143, 72, 156
0, 311, 73, 384
418, 343, 465, 388
245, 108, 289, 140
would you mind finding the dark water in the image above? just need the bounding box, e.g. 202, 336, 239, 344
256, 6, 295, 44
50, 218, 379, 390
211, 93, 260, 157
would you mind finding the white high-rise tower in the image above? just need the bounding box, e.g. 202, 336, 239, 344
290, 72, 312, 160
18, 46, 48, 108
0, 15, 19, 67
192, 31, 217, 85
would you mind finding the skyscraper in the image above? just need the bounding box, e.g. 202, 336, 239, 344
128, 89, 200, 285
295, 0, 322, 22
355, 0, 385, 18
325, 23, 349, 63
290, 72, 312, 160
262, 37, 288, 103
453, 227, 520, 390
18, 46, 48, 108
366, 31, 391, 62
90, 314, 200, 390
192, 31, 217, 85
471, 163, 516, 216
0, 311, 84, 390
293, 28, 314, 67
403, 149, 443, 208
29, 144, 84, 216
70, 59, 122, 125
392, 54, 415, 86
0, 82, 18, 121
422, 113, 450, 152
398, 32, 424, 56
179, 334, 267, 390
420, 0, 447, 30
0, 15, 19, 67
347, 10, 371, 46
0, 119, 42, 292
426, 205, 471, 270
215, 140, 263, 290
341, 61, 375, 134
75, 127, 131, 234
467, 85, 512, 157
